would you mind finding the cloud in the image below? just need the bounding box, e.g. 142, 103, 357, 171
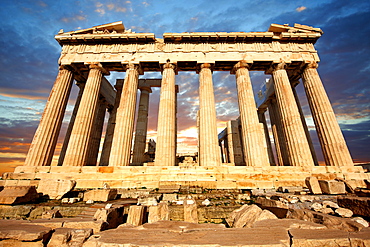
61, 14, 86, 23
37, 1, 47, 7
296, 6, 307, 12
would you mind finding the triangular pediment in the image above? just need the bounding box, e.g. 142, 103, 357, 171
268, 23, 323, 34
59, 21, 125, 35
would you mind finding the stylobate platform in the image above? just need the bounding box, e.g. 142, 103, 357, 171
3, 165, 368, 190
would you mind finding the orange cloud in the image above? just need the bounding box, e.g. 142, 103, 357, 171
296, 6, 307, 12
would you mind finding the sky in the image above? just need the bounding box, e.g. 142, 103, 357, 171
0, 0, 369, 174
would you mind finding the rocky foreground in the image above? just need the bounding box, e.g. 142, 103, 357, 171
0, 178, 369, 246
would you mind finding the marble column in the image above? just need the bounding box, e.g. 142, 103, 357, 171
291, 85, 319, 166
269, 63, 314, 167
233, 61, 269, 167
109, 64, 140, 166
302, 62, 353, 166
198, 63, 221, 166
132, 86, 152, 164
99, 80, 123, 166
268, 98, 289, 166
58, 81, 85, 166
258, 109, 276, 165
25, 66, 74, 166
219, 140, 225, 163
155, 63, 176, 166
86, 97, 106, 166
63, 63, 108, 166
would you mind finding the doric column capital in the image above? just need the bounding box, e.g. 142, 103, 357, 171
122, 63, 143, 75
305, 61, 319, 69
162, 62, 176, 70
161, 62, 178, 75
231, 61, 251, 74
265, 62, 288, 74
196, 63, 214, 73
87, 62, 110, 75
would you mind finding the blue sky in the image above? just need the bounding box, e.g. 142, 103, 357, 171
0, 0, 369, 173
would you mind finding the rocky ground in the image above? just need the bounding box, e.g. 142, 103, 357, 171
0, 180, 369, 246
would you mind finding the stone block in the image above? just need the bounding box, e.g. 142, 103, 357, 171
227, 204, 263, 228
184, 199, 198, 223
94, 207, 124, 229
305, 177, 322, 194
335, 208, 353, 218
0, 186, 39, 205
85, 221, 289, 246
126, 205, 146, 226
290, 228, 350, 246
318, 180, 345, 194
0, 219, 52, 243
345, 179, 366, 189
31, 219, 65, 229
351, 217, 369, 227
138, 196, 158, 206
47, 227, 93, 247
14, 166, 37, 173
162, 193, 177, 202
287, 208, 364, 232
148, 203, 169, 223
276, 186, 303, 193
337, 196, 370, 217
49, 166, 81, 173
41, 209, 62, 219
62, 219, 108, 234
252, 219, 327, 230
36, 179, 76, 200
349, 228, 370, 246
83, 189, 117, 202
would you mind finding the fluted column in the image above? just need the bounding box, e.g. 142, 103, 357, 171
132, 86, 152, 164
63, 63, 107, 166
155, 63, 176, 166
99, 80, 123, 166
25, 66, 74, 166
269, 63, 314, 167
268, 98, 289, 166
58, 81, 85, 166
198, 63, 221, 166
302, 62, 353, 166
291, 85, 319, 165
233, 61, 269, 167
258, 109, 276, 165
86, 97, 106, 165
109, 64, 140, 166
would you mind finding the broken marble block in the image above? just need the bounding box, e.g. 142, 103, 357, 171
37, 179, 76, 200
318, 180, 346, 195
0, 186, 39, 205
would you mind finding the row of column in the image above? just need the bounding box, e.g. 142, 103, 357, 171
25, 60, 353, 168
262, 62, 353, 167
218, 61, 353, 168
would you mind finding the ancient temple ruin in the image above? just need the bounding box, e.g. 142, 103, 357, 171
7, 21, 368, 189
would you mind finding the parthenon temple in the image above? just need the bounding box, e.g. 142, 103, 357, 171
7, 21, 368, 189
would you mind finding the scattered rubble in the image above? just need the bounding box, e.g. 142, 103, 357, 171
0, 177, 369, 246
